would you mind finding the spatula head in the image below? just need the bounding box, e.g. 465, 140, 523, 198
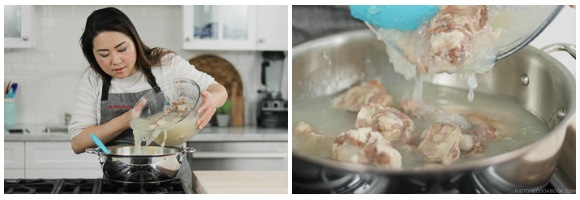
349, 5, 440, 31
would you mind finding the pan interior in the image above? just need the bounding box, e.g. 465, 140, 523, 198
291, 30, 573, 171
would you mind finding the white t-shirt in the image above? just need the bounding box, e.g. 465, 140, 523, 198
69, 53, 216, 139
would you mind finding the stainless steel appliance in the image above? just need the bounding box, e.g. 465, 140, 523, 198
292, 30, 575, 194
85, 146, 194, 183
257, 51, 288, 128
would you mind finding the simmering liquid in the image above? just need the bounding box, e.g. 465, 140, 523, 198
293, 83, 548, 169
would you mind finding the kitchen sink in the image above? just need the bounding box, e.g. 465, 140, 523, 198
7, 128, 30, 134
43, 126, 69, 133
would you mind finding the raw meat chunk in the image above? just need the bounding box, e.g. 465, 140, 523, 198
293, 122, 333, 157
332, 127, 402, 169
332, 79, 393, 112
417, 122, 462, 165
427, 5, 491, 68
463, 112, 501, 141
355, 104, 414, 142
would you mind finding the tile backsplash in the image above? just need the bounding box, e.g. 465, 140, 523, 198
4, 5, 288, 126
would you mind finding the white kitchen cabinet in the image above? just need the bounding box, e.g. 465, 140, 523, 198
25, 142, 102, 178
256, 5, 288, 51
4, 142, 25, 178
182, 5, 288, 51
183, 5, 257, 50
187, 141, 287, 170
4, 5, 35, 48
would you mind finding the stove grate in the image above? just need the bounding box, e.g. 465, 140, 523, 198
4, 179, 59, 194
55, 179, 100, 194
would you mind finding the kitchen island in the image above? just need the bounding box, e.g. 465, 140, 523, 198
195, 170, 288, 194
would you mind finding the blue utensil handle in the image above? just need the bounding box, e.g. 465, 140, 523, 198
11, 83, 18, 95
90, 133, 111, 155
7, 87, 14, 98
349, 5, 440, 31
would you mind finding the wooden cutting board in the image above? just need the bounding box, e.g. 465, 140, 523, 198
189, 55, 244, 126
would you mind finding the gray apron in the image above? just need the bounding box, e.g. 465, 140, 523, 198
100, 74, 194, 190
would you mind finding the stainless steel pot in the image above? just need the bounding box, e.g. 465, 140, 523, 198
292, 30, 575, 193
86, 145, 195, 183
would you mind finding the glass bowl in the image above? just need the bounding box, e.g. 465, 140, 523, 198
489, 5, 563, 60
131, 78, 202, 147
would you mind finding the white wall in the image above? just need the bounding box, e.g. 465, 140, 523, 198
4, 5, 288, 126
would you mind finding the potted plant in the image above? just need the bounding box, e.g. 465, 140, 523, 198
215, 99, 233, 127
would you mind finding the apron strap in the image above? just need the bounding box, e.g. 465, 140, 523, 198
143, 66, 158, 88
100, 77, 111, 101
100, 68, 159, 101
143, 67, 160, 93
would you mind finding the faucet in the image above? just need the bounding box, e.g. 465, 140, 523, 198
65, 113, 71, 125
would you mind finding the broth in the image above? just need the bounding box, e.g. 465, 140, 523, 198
293, 82, 548, 169
131, 112, 199, 155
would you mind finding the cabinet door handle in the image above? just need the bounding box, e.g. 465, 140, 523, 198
185, 37, 190, 42
259, 38, 265, 43
22, 36, 28, 41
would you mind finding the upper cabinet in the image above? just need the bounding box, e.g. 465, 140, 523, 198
182, 5, 287, 51
4, 5, 35, 49
256, 5, 288, 51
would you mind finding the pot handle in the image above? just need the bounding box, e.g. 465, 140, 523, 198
86, 148, 107, 164
177, 147, 196, 163
541, 43, 576, 59
85, 148, 100, 155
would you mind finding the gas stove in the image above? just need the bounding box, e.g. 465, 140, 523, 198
292, 168, 476, 194
292, 158, 574, 194
5, 172, 206, 194
292, 168, 570, 194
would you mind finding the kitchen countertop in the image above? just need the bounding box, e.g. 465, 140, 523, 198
4, 125, 288, 142
195, 170, 288, 194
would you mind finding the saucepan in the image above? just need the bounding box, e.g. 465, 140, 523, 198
292, 30, 575, 193
86, 145, 195, 183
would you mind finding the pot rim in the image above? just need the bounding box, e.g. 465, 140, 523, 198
87, 145, 195, 158
292, 29, 576, 175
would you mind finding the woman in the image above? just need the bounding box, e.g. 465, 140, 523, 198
70, 7, 227, 154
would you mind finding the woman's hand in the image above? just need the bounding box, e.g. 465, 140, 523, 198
197, 90, 218, 129
121, 108, 134, 129
197, 82, 228, 129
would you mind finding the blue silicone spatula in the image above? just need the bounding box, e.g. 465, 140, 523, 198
90, 133, 111, 155
349, 5, 440, 31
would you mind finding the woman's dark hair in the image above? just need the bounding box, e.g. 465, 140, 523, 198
80, 7, 172, 85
